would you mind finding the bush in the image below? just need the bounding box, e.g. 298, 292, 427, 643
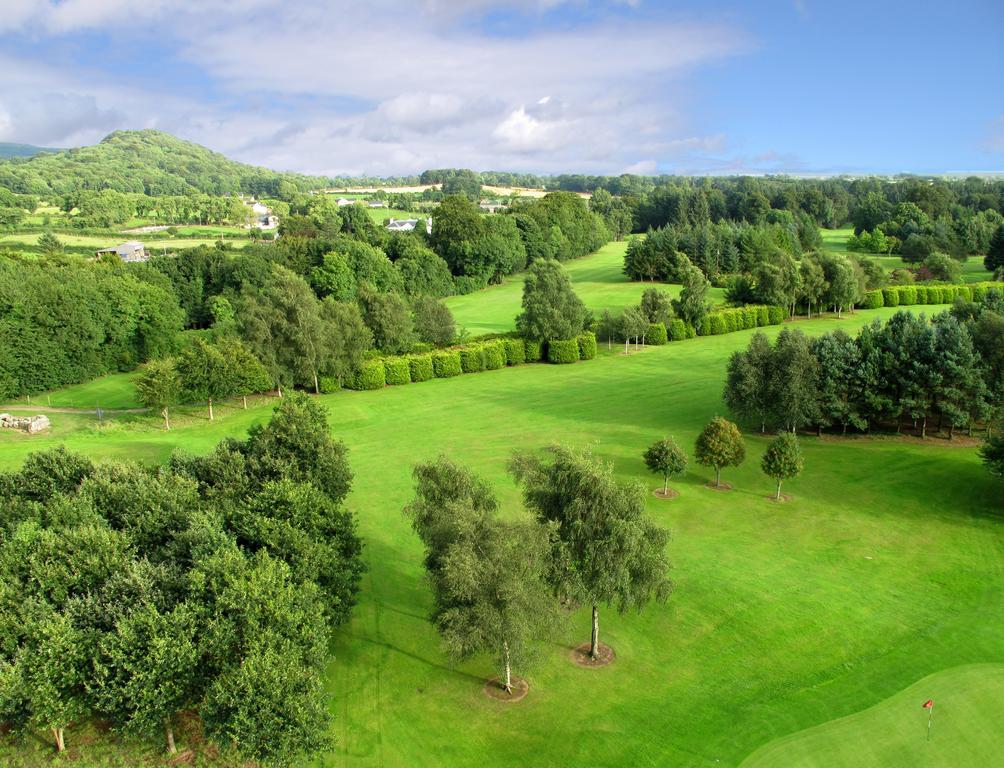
937, 286, 954, 304
432, 350, 462, 378
482, 340, 505, 370
460, 346, 485, 373
709, 314, 728, 335
348, 359, 385, 390
913, 285, 929, 304
898, 286, 918, 305
721, 312, 737, 334
548, 339, 579, 364
408, 354, 434, 382
767, 306, 786, 325
668, 319, 688, 341
384, 356, 411, 385
956, 286, 973, 302
757, 306, 770, 326
646, 323, 667, 346
861, 290, 884, 309
318, 376, 340, 394
743, 307, 759, 329
698, 316, 712, 336
503, 337, 525, 366
578, 330, 598, 359
685, 322, 697, 339
883, 287, 900, 307
524, 338, 544, 362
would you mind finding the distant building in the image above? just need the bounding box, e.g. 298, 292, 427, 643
96, 241, 148, 262
336, 197, 354, 206
244, 199, 278, 230
386, 218, 432, 235
368, 200, 387, 208
479, 201, 506, 213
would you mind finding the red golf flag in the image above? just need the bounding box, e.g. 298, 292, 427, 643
923, 699, 934, 709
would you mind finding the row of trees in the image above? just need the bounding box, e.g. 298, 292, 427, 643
406, 448, 671, 692
724, 299, 1004, 438
0, 395, 364, 766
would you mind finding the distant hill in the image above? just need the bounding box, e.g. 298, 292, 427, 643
0, 129, 329, 197
0, 143, 61, 160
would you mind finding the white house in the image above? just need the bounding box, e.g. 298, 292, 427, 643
96, 241, 149, 262
336, 197, 354, 207
386, 218, 432, 235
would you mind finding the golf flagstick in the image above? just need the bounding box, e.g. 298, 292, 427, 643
923, 699, 934, 741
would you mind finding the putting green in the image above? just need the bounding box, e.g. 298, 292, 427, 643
740, 664, 1004, 768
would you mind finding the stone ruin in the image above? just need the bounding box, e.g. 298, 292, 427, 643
0, 413, 51, 434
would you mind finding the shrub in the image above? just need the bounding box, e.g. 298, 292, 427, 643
432, 350, 462, 378
668, 319, 688, 341
709, 314, 728, 335
548, 339, 579, 364
524, 338, 544, 362
384, 356, 411, 385
348, 359, 386, 390
743, 307, 759, 329
460, 346, 486, 373
578, 330, 598, 359
898, 286, 918, 305
767, 306, 786, 325
938, 286, 955, 304
757, 306, 771, 326
720, 312, 736, 334
408, 354, 434, 382
685, 323, 697, 339
503, 337, 525, 366
883, 287, 900, 307
913, 285, 929, 304
318, 376, 339, 394
646, 323, 668, 346
956, 286, 972, 302
861, 290, 884, 309
482, 340, 505, 370
698, 316, 712, 336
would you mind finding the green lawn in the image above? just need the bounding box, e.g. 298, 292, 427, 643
741, 664, 1004, 768
1, 371, 141, 410
0, 231, 251, 252
445, 241, 726, 335
1, 305, 1000, 768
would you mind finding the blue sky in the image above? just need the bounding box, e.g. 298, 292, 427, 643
1, 0, 1001, 176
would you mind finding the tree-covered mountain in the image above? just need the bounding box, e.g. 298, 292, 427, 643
0, 143, 61, 160
0, 129, 329, 197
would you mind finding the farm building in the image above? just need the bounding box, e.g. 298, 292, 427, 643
95, 241, 149, 262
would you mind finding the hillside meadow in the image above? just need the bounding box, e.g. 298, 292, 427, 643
1, 305, 1001, 768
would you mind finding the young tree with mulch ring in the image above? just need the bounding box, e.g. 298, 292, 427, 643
695, 417, 746, 489
509, 446, 672, 664
643, 438, 688, 498
761, 432, 804, 501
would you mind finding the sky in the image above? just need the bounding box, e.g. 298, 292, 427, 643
1, 0, 1002, 177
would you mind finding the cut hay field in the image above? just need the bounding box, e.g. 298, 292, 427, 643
1, 306, 1001, 768
445, 241, 726, 335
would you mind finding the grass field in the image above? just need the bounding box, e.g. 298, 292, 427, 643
820, 228, 993, 283
445, 241, 726, 335
0, 231, 251, 252
1, 371, 142, 410
1, 306, 1000, 768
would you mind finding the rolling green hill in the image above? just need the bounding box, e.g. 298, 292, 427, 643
0, 142, 61, 159
0, 129, 329, 197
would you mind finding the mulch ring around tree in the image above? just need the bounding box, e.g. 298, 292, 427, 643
652, 487, 680, 500
570, 642, 616, 668
766, 493, 793, 503
482, 676, 530, 703
704, 481, 733, 492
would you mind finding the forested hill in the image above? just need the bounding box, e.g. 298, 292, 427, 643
0, 142, 61, 160
0, 129, 329, 197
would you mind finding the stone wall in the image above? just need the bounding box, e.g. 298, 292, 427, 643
0, 414, 51, 433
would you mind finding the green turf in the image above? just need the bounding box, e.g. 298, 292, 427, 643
0, 305, 1000, 768
1, 371, 142, 410
445, 241, 726, 335
740, 664, 1004, 768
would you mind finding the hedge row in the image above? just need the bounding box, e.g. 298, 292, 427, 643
867, 281, 1004, 310
697, 305, 784, 337
345, 333, 598, 390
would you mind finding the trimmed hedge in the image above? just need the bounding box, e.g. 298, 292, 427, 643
699, 316, 712, 336
578, 331, 597, 360
548, 339, 580, 364
767, 305, 786, 325
408, 354, 434, 382
433, 350, 462, 378
872, 282, 1002, 307
646, 323, 668, 345
668, 319, 688, 341
709, 314, 728, 335
882, 287, 900, 307
757, 306, 771, 326
384, 356, 411, 386
898, 286, 917, 305
861, 290, 884, 309
685, 323, 697, 339
483, 340, 505, 370
524, 339, 544, 362
348, 359, 385, 390
460, 346, 485, 373
503, 337, 525, 366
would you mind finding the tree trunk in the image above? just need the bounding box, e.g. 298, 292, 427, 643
590, 604, 600, 659
163, 407, 171, 431
242, 395, 248, 409
165, 717, 176, 754
277, 383, 283, 398
208, 397, 214, 421
502, 639, 512, 694
624, 338, 629, 354
663, 475, 669, 494
760, 421, 765, 434
52, 727, 64, 752
715, 466, 722, 488
949, 424, 955, 440
921, 415, 927, 439
776, 478, 782, 501
817, 424, 822, 437
313, 371, 319, 395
